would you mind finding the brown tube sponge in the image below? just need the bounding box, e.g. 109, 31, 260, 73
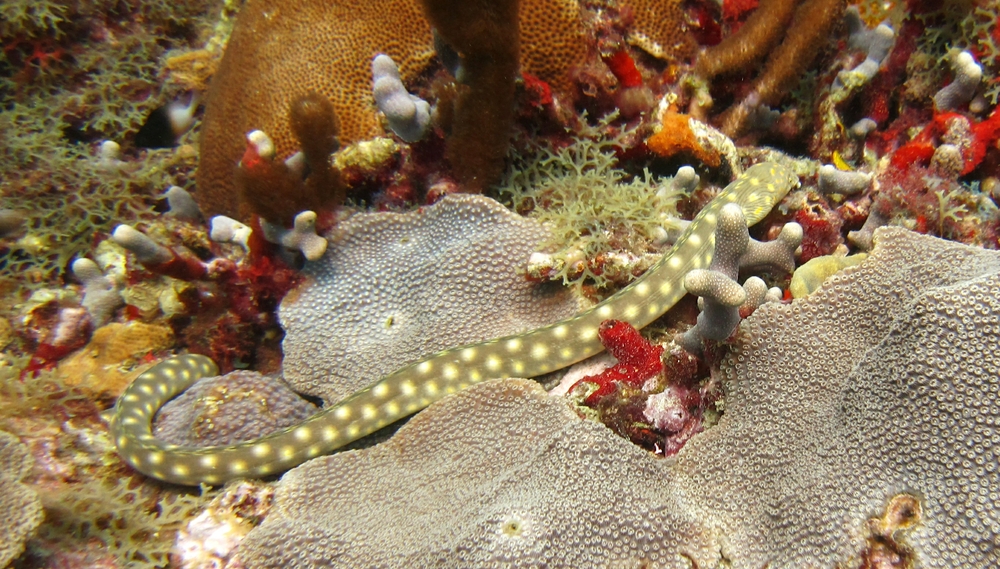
420, 0, 520, 194
695, 0, 798, 80
237, 92, 345, 225
718, 0, 845, 137
751, 0, 845, 107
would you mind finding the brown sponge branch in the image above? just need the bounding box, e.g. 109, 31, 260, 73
237, 92, 345, 226
420, 0, 520, 194
695, 0, 798, 80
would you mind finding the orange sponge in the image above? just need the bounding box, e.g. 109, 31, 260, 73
646, 112, 721, 167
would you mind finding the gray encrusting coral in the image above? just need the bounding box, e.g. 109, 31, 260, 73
278, 193, 582, 405
0, 430, 43, 568
240, 228, 1000, 568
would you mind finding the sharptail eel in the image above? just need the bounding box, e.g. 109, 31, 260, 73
111, 162, 798, 485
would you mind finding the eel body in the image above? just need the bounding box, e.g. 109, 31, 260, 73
111, 162, 798, 485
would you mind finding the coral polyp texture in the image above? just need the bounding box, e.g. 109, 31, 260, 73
237, 378, 716, 568
196, 0, 435, 218
0, 430, 43, 568
109, 163, 796, 486
678, 227, 1000, 567
278, 193, 581, 405
623, 0, 696, 62
196, 0, 590, 217
8, 0, 1000, 565
238, 227, 1000, 568
152, 370, 318, 448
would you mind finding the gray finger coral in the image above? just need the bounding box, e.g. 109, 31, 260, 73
677, 201, 802, 352
242, 227, 1000, 568
278, 194, 581, 405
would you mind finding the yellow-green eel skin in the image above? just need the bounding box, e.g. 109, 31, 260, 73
111, 162, 798, 485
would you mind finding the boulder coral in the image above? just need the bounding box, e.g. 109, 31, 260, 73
197, 0, 434, 219
240, 227, 1000, 567
153, 371, 318, 448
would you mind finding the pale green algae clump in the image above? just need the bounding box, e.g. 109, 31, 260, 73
499, 114, 688, 290
0, 0, 226, 285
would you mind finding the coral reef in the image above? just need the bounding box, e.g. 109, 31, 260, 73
196, 0, 589, 218
238, 378, 717, 568
260, 211, 328, 262
1, 0, 217, 285
933, 49, 983, 111
109, 163, 797, 486
234, 92, 345, 226
677, 201, 801, 353
0, 363, 216, 569
646, 112, 722, 167
569, 319, 664, 405
623, 0, 697, 62
501, 115, 689, 291
71, 258, 124, 326
196, 0, 434, 218
5, 0, 1000, 565
174, 480, 274, 569
679, 227, 1000, 566
371, 54, 432, 143
720, 0, 847, 138
788, 250, 867, 297
237, 227, 1000, 567
153, 371, 317, 447
56, 320, 174, 394
421, 0, 520, 194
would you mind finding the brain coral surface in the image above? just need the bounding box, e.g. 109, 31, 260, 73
241, 227, 1000, 568
278, 194, 581, 405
